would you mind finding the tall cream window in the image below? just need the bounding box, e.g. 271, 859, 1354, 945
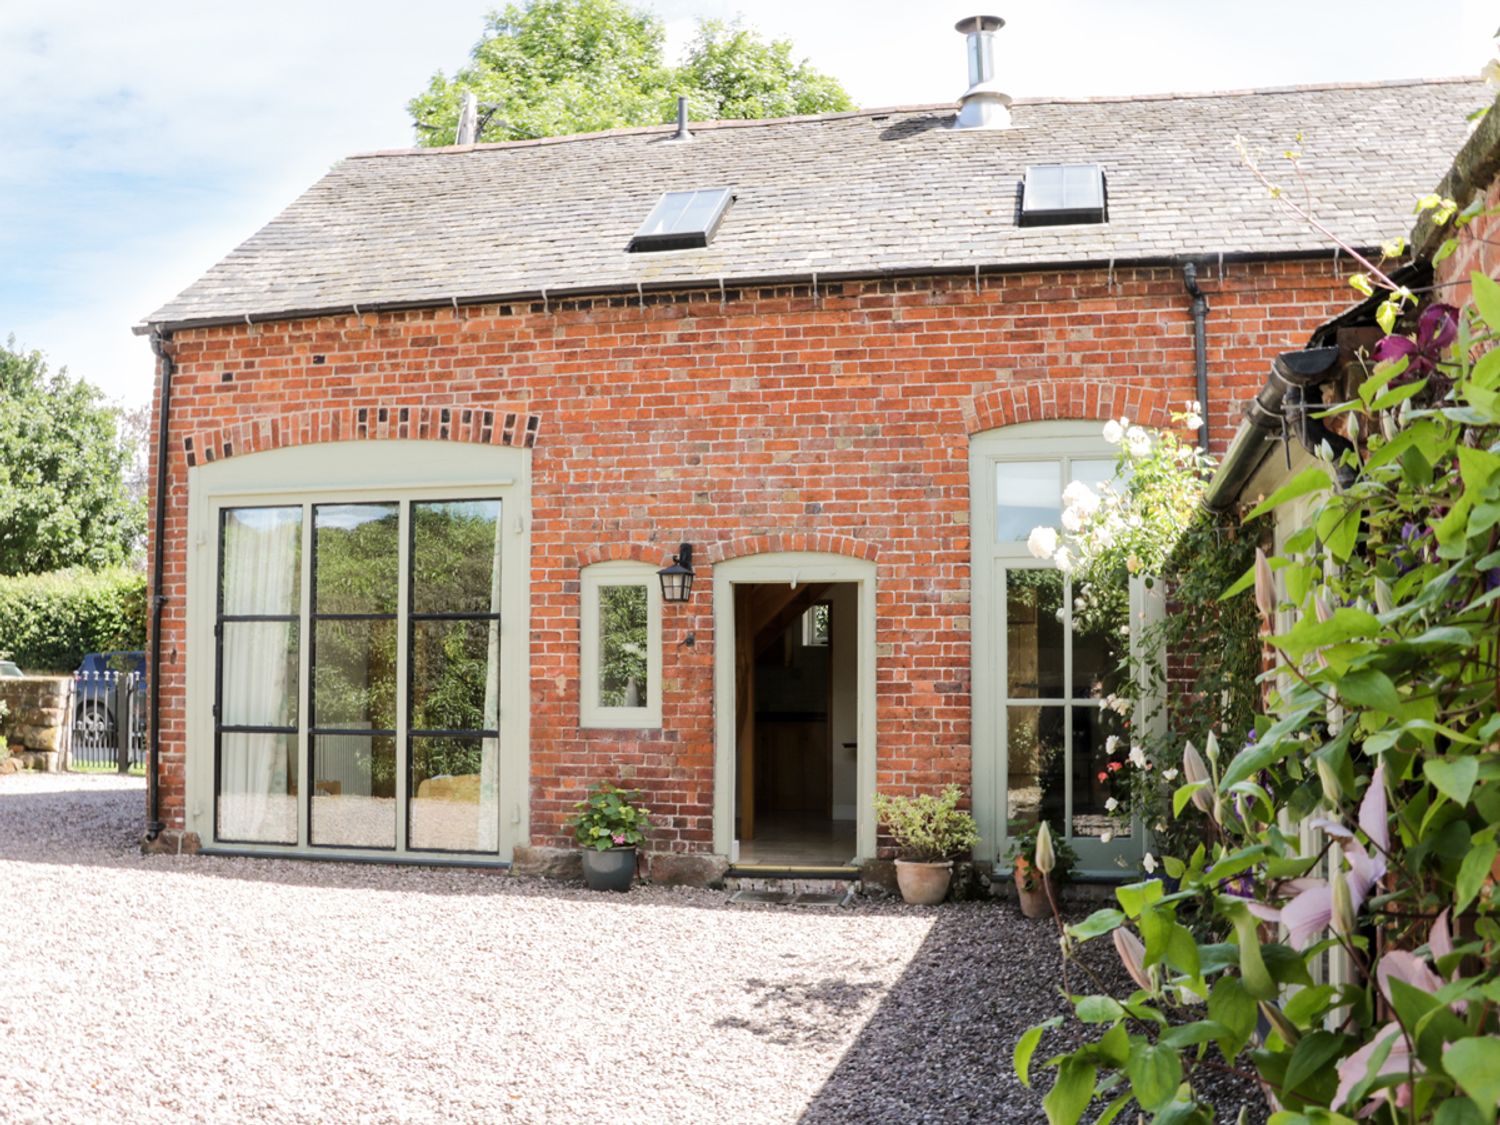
185, 441, 531, 863
579, 561, 662, 729
971, 421, 1150, 876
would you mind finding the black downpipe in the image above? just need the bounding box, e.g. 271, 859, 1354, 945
145, 331, 173, 841
1183, 262, 1210, 451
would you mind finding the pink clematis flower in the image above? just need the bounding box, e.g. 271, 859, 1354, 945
1113, 926, 1152, 993
1335, 1023, 1421, 1113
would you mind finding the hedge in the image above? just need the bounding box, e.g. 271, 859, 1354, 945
0, 567, 147, 673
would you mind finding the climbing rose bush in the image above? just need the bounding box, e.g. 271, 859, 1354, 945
1016, 274, 1500, 1124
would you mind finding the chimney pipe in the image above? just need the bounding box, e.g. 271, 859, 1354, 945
668, 95, 693, 143
952, 15, 1011, 130
455, 92, 479, 145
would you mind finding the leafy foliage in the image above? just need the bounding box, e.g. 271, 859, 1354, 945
0, 338, 144, 575
0, 566, 146, 672
407, 0, 853, 145
1016, 275, 1500, 1123
569, 782, 652, 851
873, 785, 980, 862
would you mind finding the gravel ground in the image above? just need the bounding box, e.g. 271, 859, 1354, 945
0, 773, 1264, 1124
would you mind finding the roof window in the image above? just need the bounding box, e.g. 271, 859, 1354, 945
628, 188, 733, 252
1019, 164, 1107, 226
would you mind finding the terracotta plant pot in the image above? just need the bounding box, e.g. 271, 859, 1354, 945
581, 845, 637, 892
1015, 873, 1049, 918
894, 858, 954, 905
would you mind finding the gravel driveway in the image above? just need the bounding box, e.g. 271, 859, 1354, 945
0, 773, 1260, 1124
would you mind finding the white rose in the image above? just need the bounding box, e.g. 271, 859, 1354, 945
1062, 480, 1100, 514
1184, 412, 1203, 432
1026, 526, 1058, 559
1053, 547, 1074, 574
1105, 797, 1119, 812
1100, 830, 1114, 843
1105, 735, 1120, 755
1142, 852, 1158, 874
1102, 419, 1124, 444
1162, 767, 1179, 782
1125, 426, 1152, 457
1060, 505, 1084, 533
1129, 744, 1148, 769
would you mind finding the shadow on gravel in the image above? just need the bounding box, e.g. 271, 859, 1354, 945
796, 909, 1270, 1125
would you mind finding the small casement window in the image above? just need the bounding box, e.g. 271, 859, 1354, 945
801, 603, 831, 647
579, 561, 662, 729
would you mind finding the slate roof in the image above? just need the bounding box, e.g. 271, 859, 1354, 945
142, 78, 1489, 332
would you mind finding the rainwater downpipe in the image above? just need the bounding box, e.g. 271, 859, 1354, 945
144, 330, 173, 841
1183, 262, 1210, 451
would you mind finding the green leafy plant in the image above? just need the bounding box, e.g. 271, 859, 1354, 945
1015, 272, 1500, 1123
873, 785, 980, 862
1007, 821, 1079, 891
0, 566, 145, 672
569, 783, 652, 851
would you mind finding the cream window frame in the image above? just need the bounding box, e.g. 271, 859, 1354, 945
184, 440, 531, 865
579, 562, 662, 730
970, 420, 1157, 875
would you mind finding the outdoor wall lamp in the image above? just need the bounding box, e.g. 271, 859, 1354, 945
657, 543, 695, 603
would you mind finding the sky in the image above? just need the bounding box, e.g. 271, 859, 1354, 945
1, 0, 1495, 407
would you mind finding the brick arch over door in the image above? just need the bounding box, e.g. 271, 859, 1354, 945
707, 531, 879, 565
574, 542, 674, 569
964, 381, 1174, 436
180, 404, 542, 467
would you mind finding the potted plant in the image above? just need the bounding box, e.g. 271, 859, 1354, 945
1005, 821, 1077, 918
873, 785, 980, 905
569, 782, 652, 892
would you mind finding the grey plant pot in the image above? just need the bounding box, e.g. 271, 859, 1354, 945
581, 845, 637, 892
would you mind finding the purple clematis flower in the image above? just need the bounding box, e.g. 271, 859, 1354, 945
1372, 303, 1459, 381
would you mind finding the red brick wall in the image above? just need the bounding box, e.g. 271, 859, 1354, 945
1434, 177, 1500, 298
147, 260, 1352, 852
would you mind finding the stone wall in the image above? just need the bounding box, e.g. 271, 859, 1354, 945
0, 676, 73, 773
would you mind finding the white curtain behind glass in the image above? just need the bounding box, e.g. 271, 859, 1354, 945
220, 507, 301, 842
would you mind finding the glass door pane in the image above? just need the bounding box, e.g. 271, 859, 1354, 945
407, 499, 502, 854
215, 506, 302, 845
311, 502, 399, 849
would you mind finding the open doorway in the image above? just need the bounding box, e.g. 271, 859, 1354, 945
733, 582, 858, 866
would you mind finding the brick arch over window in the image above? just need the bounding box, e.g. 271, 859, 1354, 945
964, 381, 1173, 436
181, 404, 541, 467
574, 542, 671, 569
708, 531, 879, 565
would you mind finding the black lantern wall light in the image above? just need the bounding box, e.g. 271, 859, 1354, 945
657, 543, 695, 603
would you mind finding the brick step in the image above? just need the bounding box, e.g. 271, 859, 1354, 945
724, 874, 858, 906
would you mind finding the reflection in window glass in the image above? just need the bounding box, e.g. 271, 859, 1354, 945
1071, 707, 1132, 839
1006, 705, 1066, 828
407, 499, 503, 854
1072, 595, 1128, 699
599, 584, 649, 708
313, 619, 397, 730
311, 734, 397, 848
411, 619, 499, 733
409, 736, 498, 852
313, 503, 399, 614
1006, 570, 1065, 698
411, 500, 502, 614
996, 461, 1060, 541
1069, 457, 1119, 498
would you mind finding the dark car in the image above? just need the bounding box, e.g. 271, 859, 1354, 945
74, 651, 148, 741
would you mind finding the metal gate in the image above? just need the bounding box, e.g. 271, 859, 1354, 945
69, 671, 147, 772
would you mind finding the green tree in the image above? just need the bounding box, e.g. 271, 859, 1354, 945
407, 0, 853, 145
0, 338, 143, 576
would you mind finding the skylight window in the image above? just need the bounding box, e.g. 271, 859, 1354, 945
628, 188, 733, 252
1019, 164, 1107, 227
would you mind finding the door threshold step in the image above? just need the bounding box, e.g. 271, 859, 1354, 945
723, 870, 858, 888
727, 886, 855, 908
